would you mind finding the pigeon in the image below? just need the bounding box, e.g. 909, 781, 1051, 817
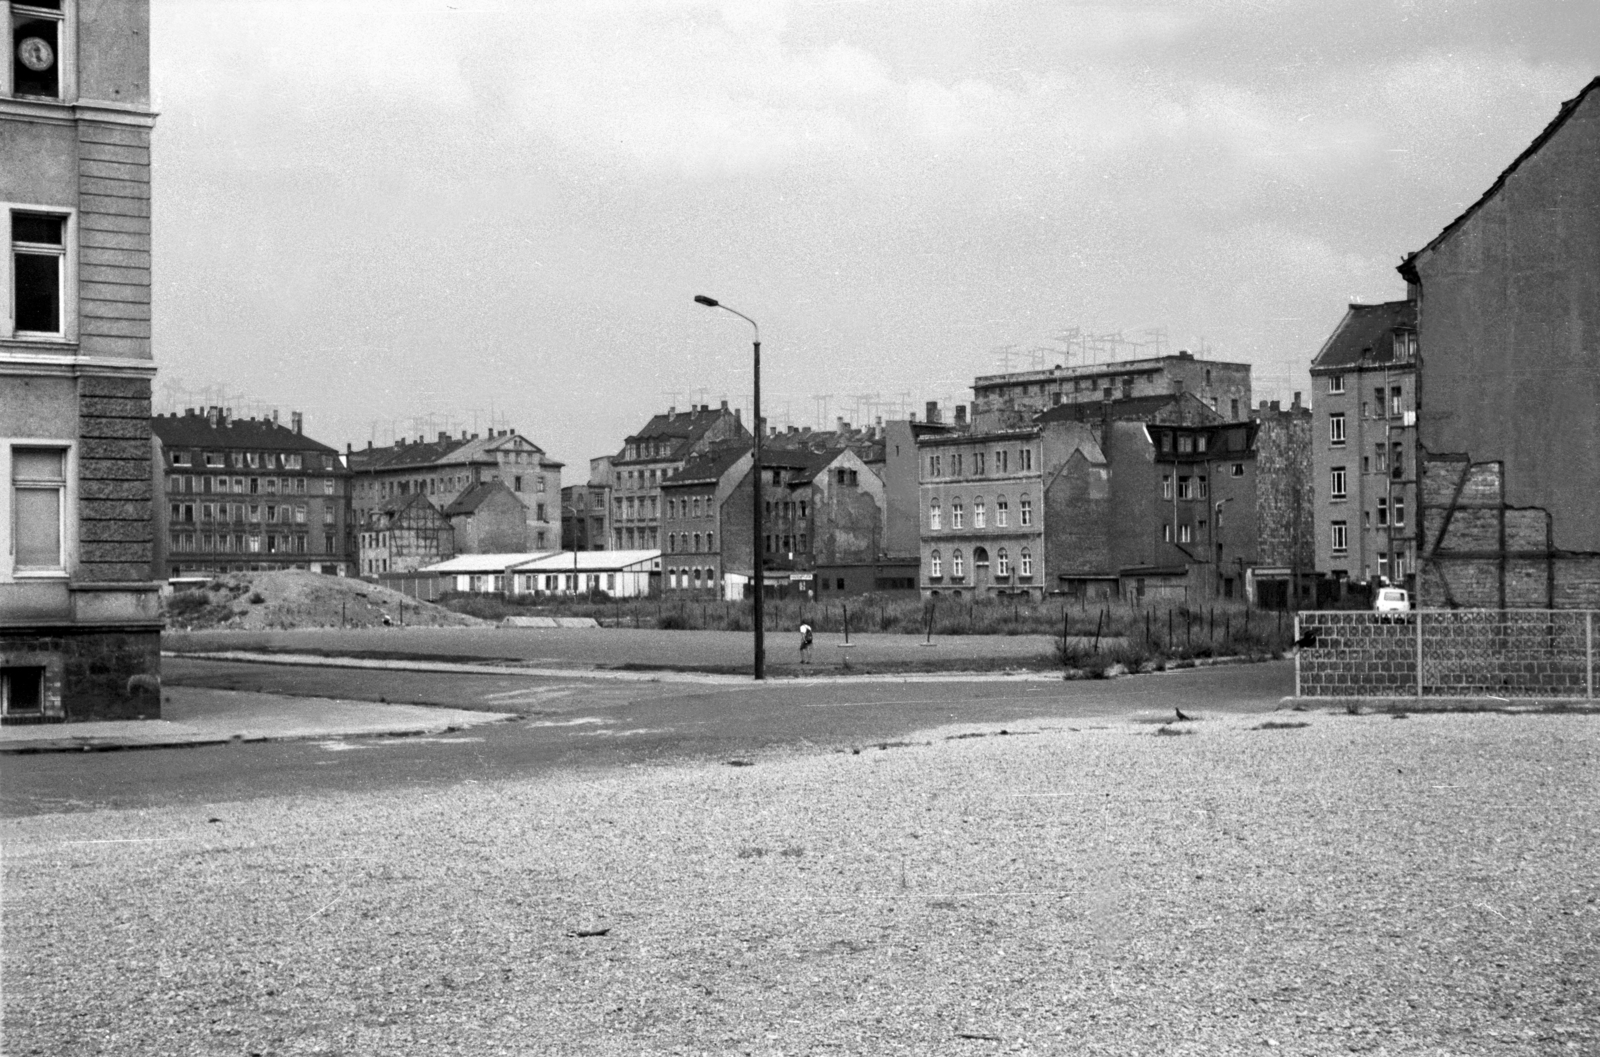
1174, 707, 1194, 722
1293, 627, 1319, 650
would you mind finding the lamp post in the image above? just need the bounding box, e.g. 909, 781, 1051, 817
694, 294, 764, 680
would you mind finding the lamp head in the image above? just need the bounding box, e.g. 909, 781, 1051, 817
693, 295, 719, 307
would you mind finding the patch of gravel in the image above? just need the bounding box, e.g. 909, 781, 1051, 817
4, 712, 1598, 1055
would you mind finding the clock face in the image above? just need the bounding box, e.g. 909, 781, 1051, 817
18, 36, 55, 73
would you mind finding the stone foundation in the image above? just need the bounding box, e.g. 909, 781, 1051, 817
0, 625, 162, 723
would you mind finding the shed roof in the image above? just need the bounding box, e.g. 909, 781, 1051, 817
421, 552, 558, 574
511, 550, 661, 572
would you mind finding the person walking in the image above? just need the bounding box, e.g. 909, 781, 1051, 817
798, 621, 814, 665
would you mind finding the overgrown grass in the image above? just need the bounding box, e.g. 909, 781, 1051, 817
435, 591, 1296, 666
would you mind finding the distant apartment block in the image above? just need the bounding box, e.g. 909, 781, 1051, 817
972, 350, 1253, 426
152, 409, 353, 577
1309, 301, 1418, 590
561, 481, 609, 551
606, 403, 747, 550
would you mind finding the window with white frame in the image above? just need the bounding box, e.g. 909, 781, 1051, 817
1329, 413, 1346, 446
929, 499, 941, 531
9, 446, 68, 574
1019, 495, 1032, 526
1162, 524, 1173, 543
973, 498, 986, 528
1177, 476, 1193, 500
1376, 497, 1388, 526
1019, 548, 1032, 577
1329, 374, 1345, 394
8, 1, 71, 100
6, 209, 70, 339
951, 500, 964, 529
1231, 462, 1245, 478
995, 497, 1008, 527
1179, 524, 1192, 544
1331, 467, 1347, 499
1393, 496, 1405, 526
1019, 448, 1032, 471
1162, 474, 1172, 500
996, 548, 1009, 577
951, 549, 964, 579
930, 550, 941, 578
1331, 520, 1348, 553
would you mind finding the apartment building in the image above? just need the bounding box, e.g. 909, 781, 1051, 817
348, 428, 562, 557
1308, 301, 1418, 590
2, 0, 162, 721
972, 351, 1253, 427
1400, 77, 1600, 608
607, 402, 747, 551
560, 481, 609, 551
152, 408, 353, 577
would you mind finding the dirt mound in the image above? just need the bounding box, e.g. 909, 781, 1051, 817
162, 570, 485, 631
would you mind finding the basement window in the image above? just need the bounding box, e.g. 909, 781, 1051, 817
1, 667, 44, 716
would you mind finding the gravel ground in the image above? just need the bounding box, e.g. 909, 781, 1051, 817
4, 711, 1597, 1056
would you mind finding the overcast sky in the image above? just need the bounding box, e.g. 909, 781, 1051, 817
149, 0, 1598, 474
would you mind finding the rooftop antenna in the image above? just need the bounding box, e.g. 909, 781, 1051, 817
812, 394, 832, 431
993, 344, 1019, 373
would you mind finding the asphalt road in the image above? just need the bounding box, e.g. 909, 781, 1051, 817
2, 658, 1292, 818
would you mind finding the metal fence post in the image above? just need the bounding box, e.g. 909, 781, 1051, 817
1588, 611, 1594, 701
1293, 613, 1301, 698
1416, 607, 1424, 700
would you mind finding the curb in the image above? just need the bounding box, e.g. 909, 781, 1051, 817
1281, 695, 1600, 714
0, 716, 514, 755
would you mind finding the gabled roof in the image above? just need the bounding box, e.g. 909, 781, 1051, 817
443, 481, 521, 516
1401, 77, 1600, 280
152, 412, 339, 455
1033, 392, 1223, 426
664, 443, 752, 487
1310, 300, 1417, 372
625, 406, 739, 446
349, 431, 560, 474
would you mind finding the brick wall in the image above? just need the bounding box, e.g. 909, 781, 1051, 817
1253, 406, 1314, 570
78, 375, 154, 582
1, 627, 160, 722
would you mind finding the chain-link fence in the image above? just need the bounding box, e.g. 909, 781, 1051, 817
1295, 609, 1597, 700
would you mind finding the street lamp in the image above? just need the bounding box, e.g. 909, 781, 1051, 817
694, 294, 764, 680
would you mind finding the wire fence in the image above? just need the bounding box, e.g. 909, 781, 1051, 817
1295, 609, 1597, 700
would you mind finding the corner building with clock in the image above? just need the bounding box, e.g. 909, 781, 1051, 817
1, 1, 164, 722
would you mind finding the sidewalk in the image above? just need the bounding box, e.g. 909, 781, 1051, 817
0, 686, 513, 754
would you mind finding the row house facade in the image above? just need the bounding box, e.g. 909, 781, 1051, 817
918, 395, 1260, 602
2, 0, 163, 721
972, 351, 1253, 427
560, 481, 609, 552
607, 402, 747, 551
358, 492, 452, 576
348, 428, 562, 572
1309, 300, 1418, 590
151, 409, 353, 577
660, 443, 885, 599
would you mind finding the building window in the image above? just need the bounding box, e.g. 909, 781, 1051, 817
1376, 498, 1388, 526
1329, 413, 1346, 446
1331, 521, 1348, 553
1390, 386, 1404, 418
8, 211, 72, 336
951, 501, 964, 529
930, 550, 941, 578
995, 450, 1008, 473
952, 454, 963, 476
1162, 524, 1172, 543
1177, 476, 1193, 500
973, 499, 986, 528
2, 666, 47, 717
1019, 548, 1032, 577
1391, 441, 1405, 478
9, 2, 68, 100
1231, 462, 1244, 478
1331, 467, 1347, 499
995, 497, 1008, 527
1162, 474, 1172, 500
1393, 331, 1417, 361
1393, 496, 1406, 526
951, 549, 964, 579
1196, 435, 1208, 454
996, 548, 1009, 577
1019, 496, 1032, 526
1177, 435, 1193, 454
1179, 524, 1192, 544
10, 446, 67, 573
1020, 448, 1032, 471
1329, 374, 1345, 394
929, 500, 941, 531
1230, 398, 1239, 420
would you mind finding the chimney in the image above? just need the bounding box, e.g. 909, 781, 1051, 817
223, 407, 233, 426
1292, 391, 1302, 410
439, 432, 449, 443
366, 440, 373, 450
668, 406, 676, 420
398, 437, 406, 447
206, 406, 220, 427
346, 443, 353, 456
292, 411, 303, 435
1270, 400, 1281, 413
271, 409, 279, 424
721, 399, 729, 411
926, 401, 940, 424
954, 405, 967, 426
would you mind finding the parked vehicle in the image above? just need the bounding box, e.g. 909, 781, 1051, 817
1374, 587, 1411, 614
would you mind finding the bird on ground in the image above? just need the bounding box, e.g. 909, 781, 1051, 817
1174, 707, 1194, 722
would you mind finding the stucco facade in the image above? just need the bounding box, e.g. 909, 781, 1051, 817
2, 0, 163, 722
972, 351, 1253, 429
